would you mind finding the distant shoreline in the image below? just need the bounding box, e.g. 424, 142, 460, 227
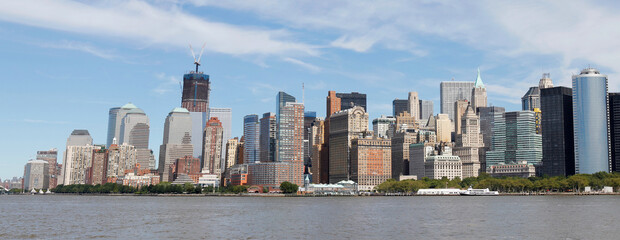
4, 192, 620, 197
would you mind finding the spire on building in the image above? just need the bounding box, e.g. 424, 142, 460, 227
539, 73, 553, 89
474, 68, 485, 88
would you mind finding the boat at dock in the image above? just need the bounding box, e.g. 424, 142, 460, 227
460, 187, 499, 196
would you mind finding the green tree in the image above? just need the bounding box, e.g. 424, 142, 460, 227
280, 181, 299, 194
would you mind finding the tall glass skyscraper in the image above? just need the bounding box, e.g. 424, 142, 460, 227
572, 68, 610, 174
440, 81, 474, 121
243, 114, 260, 163
486, 111, 542, 167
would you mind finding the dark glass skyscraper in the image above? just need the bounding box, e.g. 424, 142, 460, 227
541, 87, 574, 176
393, 99, 408, 117
609, 93, 620, 172
336, 92, 366, 111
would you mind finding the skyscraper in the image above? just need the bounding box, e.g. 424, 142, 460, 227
117, 103, 150, 170
158, 108, 193, 182
522, 73, 554, 111
208, 108, 232, 169
36, 149, 58, 189
23, 160, 49, 190
419, 100, 434, 121
203, 117, 224, 174
321, 90, 342, 183
478, 106, 505, 151
610, 93, 620, 173
408, 92, 419, 119
372, 115, 395, 139
393, 99, 408, 117
61, 130, 93, 185
435, 114, 452, 143
181, 70, 210, 112
454, 104, 484, 178
88, 146, 108, 185
329, 106, 369, 183
181, 65, 211, 160
471, 68, 487, 111
454, 99, 469, 135
259, 112, 277, 162
486, 111, 542, 167
440, 81, 474, 121
541, 87, 574, 176
225, 138, 239, 170
243, 114, 260, 164
391, 130, 417, 179
276, 101, 305, 185
351, 138, 391, 191
572, 68, 610, 174
107, 143, 137, 180
336, 92, 367, 111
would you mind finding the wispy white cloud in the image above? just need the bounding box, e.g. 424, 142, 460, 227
23, 119, 70, 124
41, 40, 118, 60
283, 57, 321, 72
0, 1, 318, 57
152, 73, 181, 95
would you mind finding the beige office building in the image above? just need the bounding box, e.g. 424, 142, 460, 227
329, 106, 369, 183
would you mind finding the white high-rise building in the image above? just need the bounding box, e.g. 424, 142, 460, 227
23, 160, 49, 190
61, 130, 93, 185
372, 115, 395, 139
408, 92, 420, 120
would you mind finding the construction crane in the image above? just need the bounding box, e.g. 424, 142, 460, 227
189, 43, 206, 72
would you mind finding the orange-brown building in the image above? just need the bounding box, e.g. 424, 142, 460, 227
351, 138, 391, 191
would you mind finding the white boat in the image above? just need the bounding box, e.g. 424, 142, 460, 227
460, 187, 499, 196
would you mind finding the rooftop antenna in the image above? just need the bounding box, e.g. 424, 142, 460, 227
302, 82, 305, 104
189, 43, 207, 72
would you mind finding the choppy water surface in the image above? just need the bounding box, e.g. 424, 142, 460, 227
1, 195, 619, 239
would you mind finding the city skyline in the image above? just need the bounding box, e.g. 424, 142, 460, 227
3, 1, 620, 179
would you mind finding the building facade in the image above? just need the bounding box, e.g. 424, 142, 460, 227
158, 108, 194, 182
372, 115, 395, 139
351, 138, 391, 191
453, 105, 484, 178
572, 68, 610, 174
440, 81, 474, 121
471, 68, 487, 112
208, 108, 232, 169
435, 114, 452, 143
541, 87, 575, 176
393, 99, 408, 117
24, 160, 49, 190
243, 114, 260, 164
609, 93, 620, 172
408, 92, 420, 120
203, 117, 224, 174
337, 92, 367, 111
391, 130, 417, 179
419, 100, 434, 121
36, 149, 59, 189
486, 111, 542, 167
260, 112, 277, 162
329, 106, 369, 183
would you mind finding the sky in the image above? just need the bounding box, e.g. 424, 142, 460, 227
1, 0, 619, 180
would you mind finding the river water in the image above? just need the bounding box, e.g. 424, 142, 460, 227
1, 195, 618, 239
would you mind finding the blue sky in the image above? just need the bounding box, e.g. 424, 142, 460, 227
1, 0, 619, 179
